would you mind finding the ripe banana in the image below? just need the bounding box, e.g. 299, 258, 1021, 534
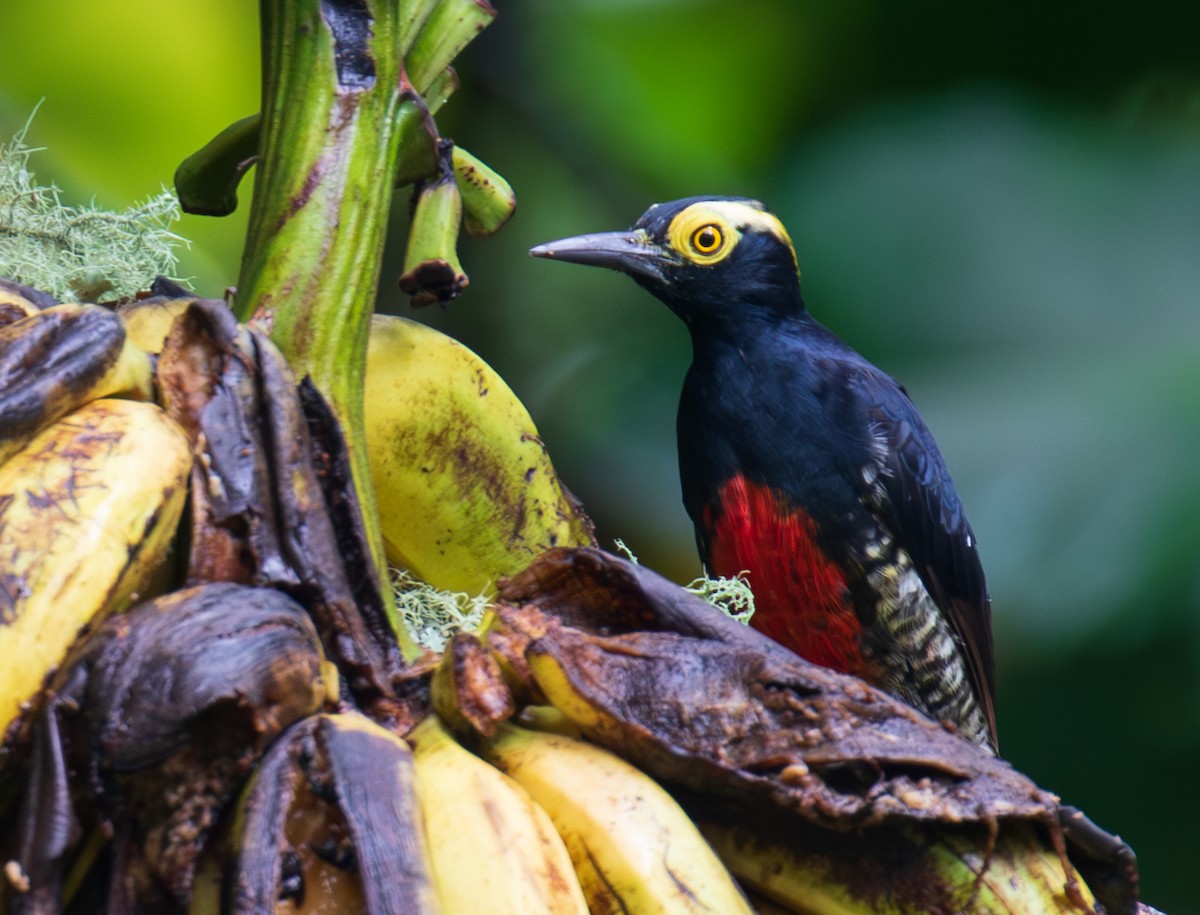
516, 705, 584, 740
116, 295, 197, 355
481, 723, 755, 915
0, 398, 191, 745
364, 313, 594, 595
0, 303, 153, 463
0, 277, 53, 326
408, 714, 589, 915
701, 819, 1098, 915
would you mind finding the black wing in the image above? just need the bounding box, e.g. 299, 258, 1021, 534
852, 369, 997, 745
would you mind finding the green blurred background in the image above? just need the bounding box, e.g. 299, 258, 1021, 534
4, 0, 1199, 909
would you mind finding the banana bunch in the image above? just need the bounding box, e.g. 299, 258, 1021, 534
0, 287, 191, 761
0, 277, 595, 912
0, 1, 1146, 909
106, 292, 594, 598
481, 721, 755, 915
0, 276, 1144, 915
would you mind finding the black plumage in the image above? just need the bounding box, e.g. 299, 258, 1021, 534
532, 197, 996, 748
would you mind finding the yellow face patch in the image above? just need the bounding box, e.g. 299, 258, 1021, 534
665, 200, 797, 268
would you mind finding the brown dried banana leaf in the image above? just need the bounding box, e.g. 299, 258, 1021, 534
495, 547, 1140, 915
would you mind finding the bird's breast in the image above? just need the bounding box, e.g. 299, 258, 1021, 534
703, 474, 874, 679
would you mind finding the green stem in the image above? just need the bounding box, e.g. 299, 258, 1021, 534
237, 0, 423, 660
235, 0, 497, 664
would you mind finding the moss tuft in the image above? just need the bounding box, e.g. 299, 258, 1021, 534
391, 567, 490, 651
615, 538, 755, 624
0, 112, 187, 301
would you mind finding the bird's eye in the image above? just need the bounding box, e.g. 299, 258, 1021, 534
690, 224, 724, 255
667, 205, 738, 264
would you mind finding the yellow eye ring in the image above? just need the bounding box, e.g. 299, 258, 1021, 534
690, 224, 724, 255
667, 205, 738, 264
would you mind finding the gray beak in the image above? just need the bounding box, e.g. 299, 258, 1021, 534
529, 229, 675, 283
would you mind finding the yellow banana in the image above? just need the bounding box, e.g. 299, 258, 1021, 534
364, 314, 594, 595
0, 303, 154, 463
409, 714, 589, 915
0, 278, 52, 326
116, 295, 197, 355
481, 723, 755, 915
701, 819, 1097, 915
0, 398, 191, 744
517, 704, 584, 739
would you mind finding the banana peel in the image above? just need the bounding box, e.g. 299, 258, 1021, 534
157, 298, 411, 706
116, 294, 205, 355
490, 547, 1140, 915
0, 304, 153, 463
201, 712, 440, 915
0, 278, 55, 327
8, 583, 327, 913
430, 631, 516, 739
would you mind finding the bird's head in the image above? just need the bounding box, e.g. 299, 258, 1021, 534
531, 196, 803, 328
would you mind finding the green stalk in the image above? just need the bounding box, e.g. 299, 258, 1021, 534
236, 0, 429, 660
235, 0, 498, 663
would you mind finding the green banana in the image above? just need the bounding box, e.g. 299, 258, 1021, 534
423, 66, 460, 115
364, 314, 594, 595
400, 140, 516, 299
453, 146, 516, 238
400, 145, 469, 307
409, 714, 589, 914
0, 398, 190, 747
393, 68, 461, 188
0, 303, 153, 463
174, 113, 261, 217
481, 723, 755, 915
405, 0, 496, 92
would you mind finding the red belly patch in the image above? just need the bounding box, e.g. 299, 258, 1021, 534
704, 475, 869, 677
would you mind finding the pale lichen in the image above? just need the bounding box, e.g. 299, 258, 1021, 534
391, 567, 490, 652
0, 111, 187, 301
614, 538, 756, 624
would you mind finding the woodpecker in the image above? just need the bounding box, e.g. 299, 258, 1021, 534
531, 196, 997, 749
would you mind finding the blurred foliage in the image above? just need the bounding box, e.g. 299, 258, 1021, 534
3, 0, 1199, 910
